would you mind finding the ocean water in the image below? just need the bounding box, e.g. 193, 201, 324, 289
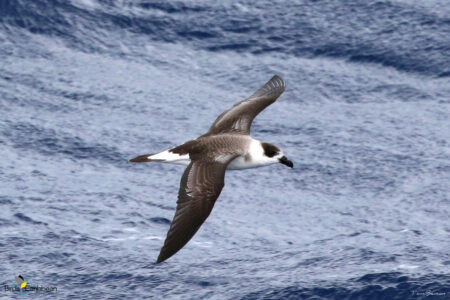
1, 0, 449, 299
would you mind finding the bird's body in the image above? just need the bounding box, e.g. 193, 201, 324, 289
130, 75, 293, 263
136, 135, 278, 170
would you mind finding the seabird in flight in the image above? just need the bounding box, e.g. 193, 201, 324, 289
130, 75, 293, 263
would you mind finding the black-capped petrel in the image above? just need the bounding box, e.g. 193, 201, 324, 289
130, 75, 293, 263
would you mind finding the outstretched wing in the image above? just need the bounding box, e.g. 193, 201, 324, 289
156, 156, 236, 263
204, 75, 285, 136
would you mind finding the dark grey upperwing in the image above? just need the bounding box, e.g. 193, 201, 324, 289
204, 75, 285, 136
156, 156, 237, 263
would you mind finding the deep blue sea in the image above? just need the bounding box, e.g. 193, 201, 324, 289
1, 0, 450, 299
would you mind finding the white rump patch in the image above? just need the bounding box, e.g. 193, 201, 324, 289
149, 150, 190, 166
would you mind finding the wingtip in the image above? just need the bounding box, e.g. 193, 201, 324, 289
156, 254, 168, 264
270, 74, 285, 88
272, 74, 283, 81
250, 74, 285, 99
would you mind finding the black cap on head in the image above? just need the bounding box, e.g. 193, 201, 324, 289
261, 142, 280, 158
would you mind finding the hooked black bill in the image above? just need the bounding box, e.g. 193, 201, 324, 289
279, 156, 293, 168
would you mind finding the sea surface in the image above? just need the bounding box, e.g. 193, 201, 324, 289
1, 0, 449, 299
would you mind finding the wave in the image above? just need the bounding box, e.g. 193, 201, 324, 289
2, 121, 124, 165
1, 0, 449, 76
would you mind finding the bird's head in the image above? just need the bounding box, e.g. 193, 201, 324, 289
260, 142, 293, 168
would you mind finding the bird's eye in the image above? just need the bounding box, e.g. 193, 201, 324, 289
268, 151, 277, 157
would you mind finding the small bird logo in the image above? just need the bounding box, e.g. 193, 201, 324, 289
15, 275, 28, 289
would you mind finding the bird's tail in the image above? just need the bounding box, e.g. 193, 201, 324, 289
129, 153, 157, 162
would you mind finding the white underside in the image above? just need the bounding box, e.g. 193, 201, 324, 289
227, 156, 271, 170
147, 154, 270, 170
